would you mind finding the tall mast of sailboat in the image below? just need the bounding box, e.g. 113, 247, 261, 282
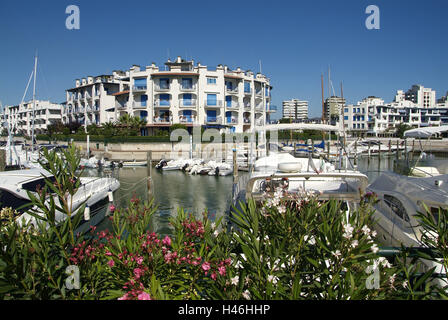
31, 53, 37, 152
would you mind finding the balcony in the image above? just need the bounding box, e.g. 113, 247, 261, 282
132, 102, 148, 109
204, 100, 223, 108
153, 117, 172, 124
226, 102, 240, 110
225, 87, 239, 94
179, 84, 197, 92
179, 116, 197, 124
205, 116, 222, 124
154, 85, 170, 92
225, 118, 238, 125
154, 100, 171, 108
255, 89, 262, 96
244, 88, 252, 95
243, 118, 251, 124
133, 85, 147, 92
179, 99, 197, 108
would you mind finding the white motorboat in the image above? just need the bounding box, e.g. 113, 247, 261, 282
120, 160, 147, 167
0, 168, 120, 234
368, 172, 448, 287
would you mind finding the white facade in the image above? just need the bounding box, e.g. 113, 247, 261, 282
65, 72, 128, 127
112, 57, 273, 133
282, 99, 308, 120
1, 100, 63, 136
343, 94, 448, 136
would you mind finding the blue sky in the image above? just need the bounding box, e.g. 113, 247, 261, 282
0, 0, 447, 119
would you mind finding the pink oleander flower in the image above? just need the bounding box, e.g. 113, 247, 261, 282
105, 251, 113, 256
107, 259, 115, 267
162, 235, 172, 246
202, 262, 211, 273
118, 293, 130, 300
137, 292, 151, 300
136, 256, 144, 265
109, 204, 116, 212
211, 273, 217, 281
134, 268, 145, 280
218, 266, 226, 276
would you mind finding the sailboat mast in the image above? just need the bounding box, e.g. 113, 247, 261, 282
31, 53, 37, 152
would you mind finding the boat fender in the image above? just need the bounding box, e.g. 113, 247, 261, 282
108, 189, 114, 202
435, 180, 443, 187
84, 205, 90, 221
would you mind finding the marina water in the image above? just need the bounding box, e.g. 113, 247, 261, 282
86, 153, 448, 236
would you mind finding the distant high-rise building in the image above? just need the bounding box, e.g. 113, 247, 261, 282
282, 99, 308, 120
324, 96, 346, 121
404, 85, 436, 108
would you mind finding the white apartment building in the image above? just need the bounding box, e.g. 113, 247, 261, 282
1, 100, 63, 136
343, 93, 448, 137
282, 99, 308, 120
65, 72, 128, 127
111, 56, 273, 134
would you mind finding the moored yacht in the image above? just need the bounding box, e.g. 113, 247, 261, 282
0, 168, 120, 234
368, 172, 448, 287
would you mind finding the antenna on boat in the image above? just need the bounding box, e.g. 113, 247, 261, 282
31, 51, 38, 152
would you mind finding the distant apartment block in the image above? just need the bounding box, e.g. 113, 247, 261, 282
324, 96, 346, 122
65, 72, 127, 126
343, 93, 448, 137
282, 99, 308, 120
1, 100, 63, 136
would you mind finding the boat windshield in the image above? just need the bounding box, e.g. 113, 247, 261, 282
0, 189, 32, 214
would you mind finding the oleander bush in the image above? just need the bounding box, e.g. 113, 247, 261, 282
0, 146, 446, 300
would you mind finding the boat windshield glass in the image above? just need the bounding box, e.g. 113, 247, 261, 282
21, 176, 57, 192
0, 189, 32, 214
384, 194, 410, 223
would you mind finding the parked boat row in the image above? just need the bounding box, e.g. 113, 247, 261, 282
155, 158, 234, 176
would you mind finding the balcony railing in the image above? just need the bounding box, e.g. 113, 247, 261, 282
225, 87, 239, 94
205, 116, 222, 124
243, 118, 251, 124
226, 102, 240, 109
179, 84, 197, 92
225, 118, 238, 125
244, 103, 251, 110
204, 100, 223, 107
132, 102, 148, 109
153, 117, 172, 124
154, 85, 170, 92
179, 99, 197, 107
154, 100, 171, 108
133, 85, 148, 92
179, 116, 197, 124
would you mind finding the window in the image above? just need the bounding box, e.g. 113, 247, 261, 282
244, 81, 251, 93
183, 94, 192, 106
225, 81, 233, 90
207, 110, 217, 122
384, 195, 410, 222
141, 95, 147, 107
226, 96, 232, 107
159, 78, 170, 89
159, 94, 170, 106
207, 77, 216, 85
182, 78, 193, 89
344, 108, 349, 113
134, 78, 147, 89
344, 116, 348, 121
207, 94, 217, 106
